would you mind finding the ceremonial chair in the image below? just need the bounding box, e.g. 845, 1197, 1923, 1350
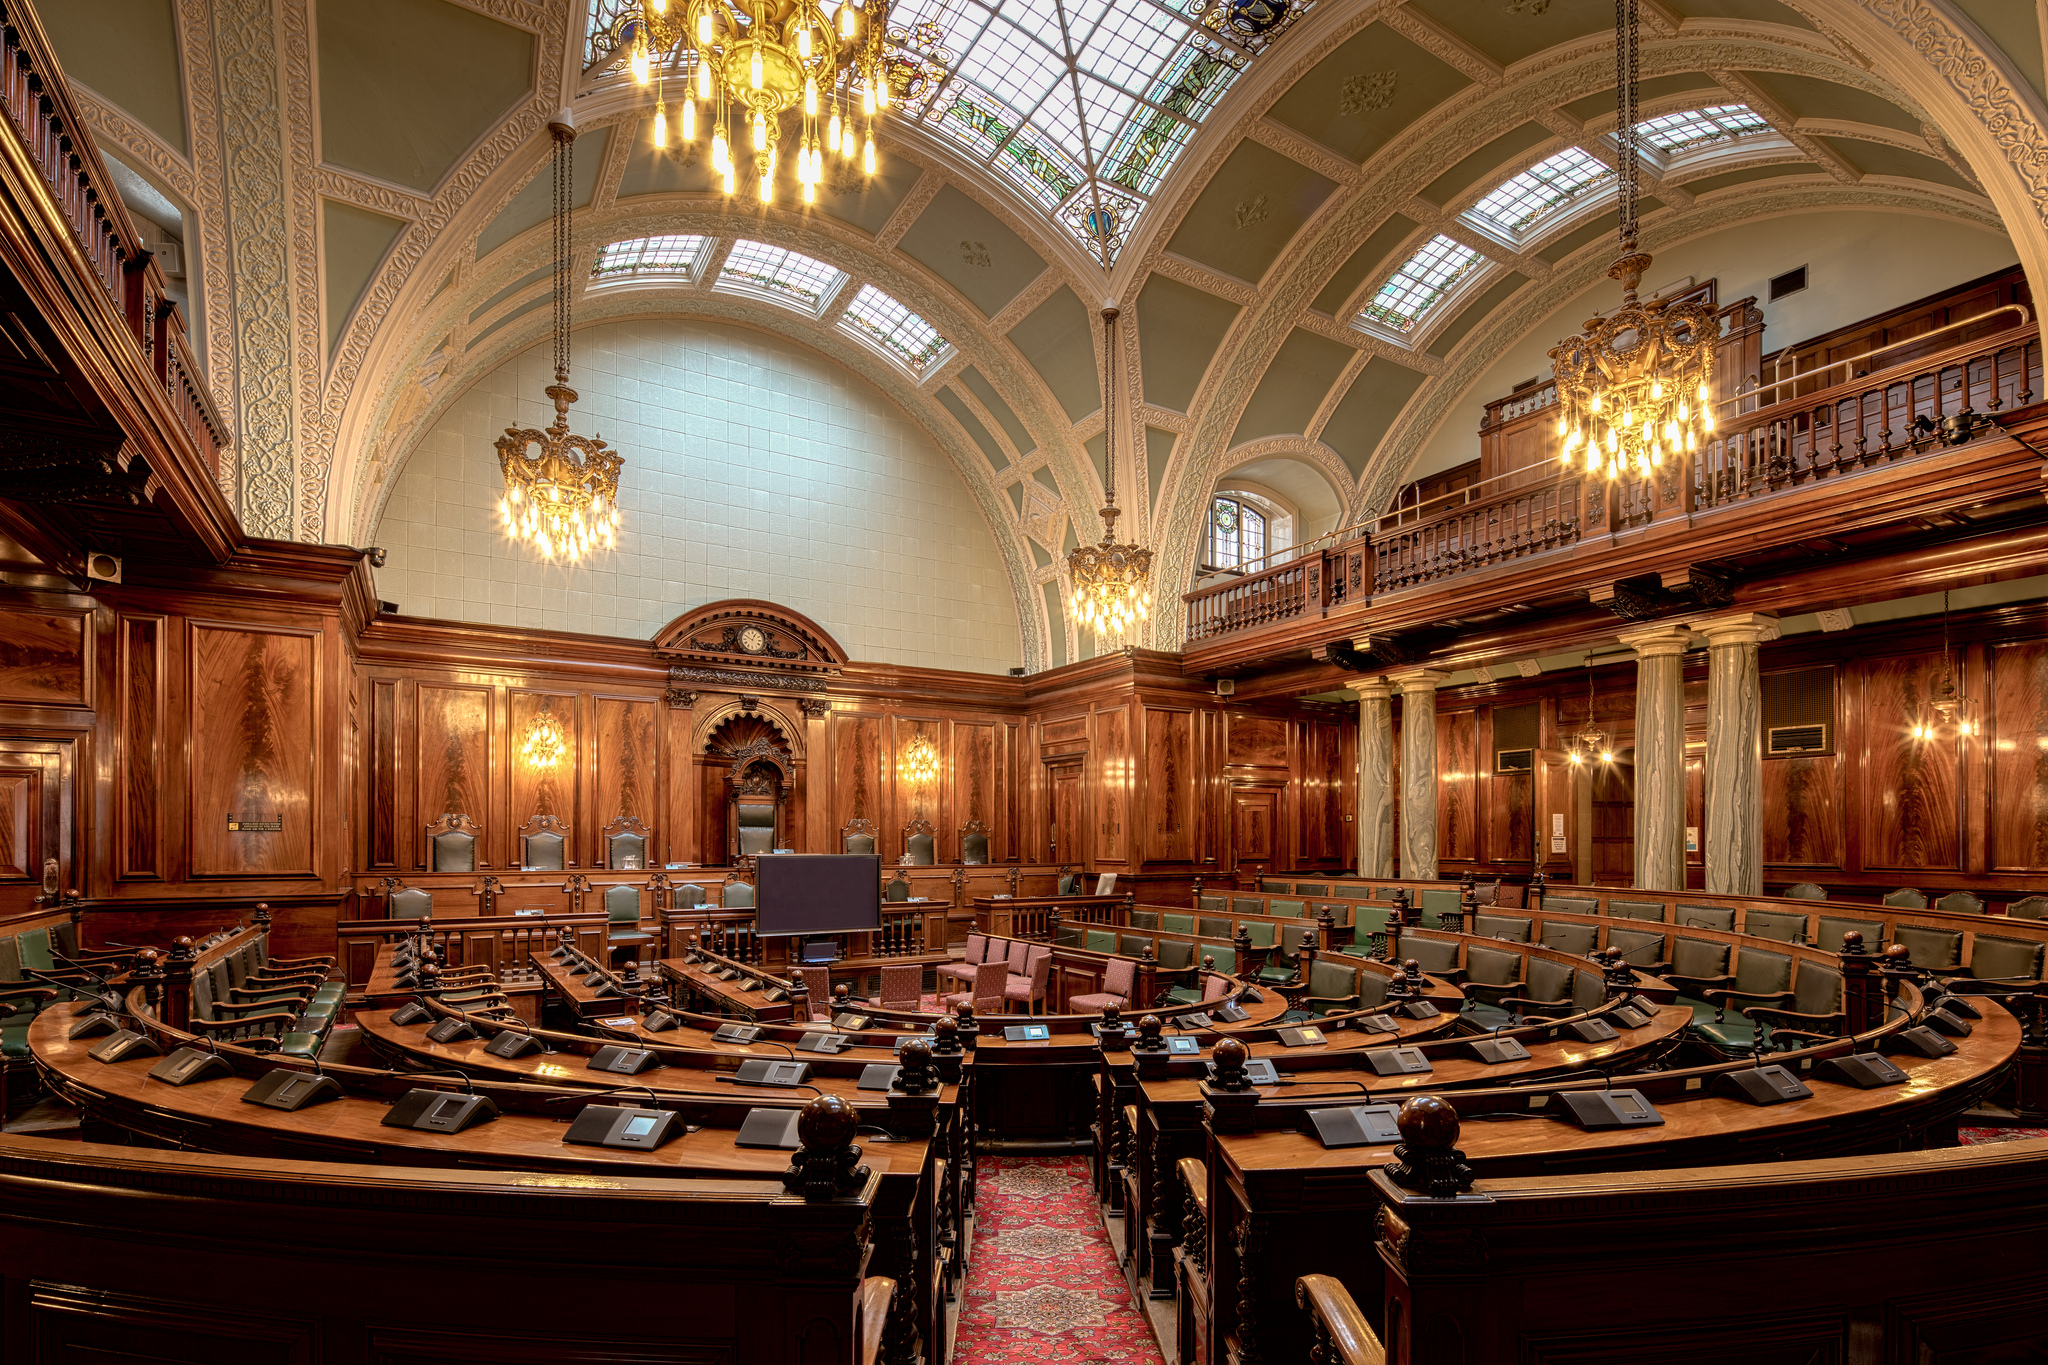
842, 819, 878, 856
1700, 958, 1837, 1054
735, 802, 776, 858
424, 813, 480, 872
871, 963, 923, 1012
721, 879, 756, 910
385, 883, 434, 919
1070, 957, 1135, 1013
1783, 881, 1828, 900
1935, 890, 1986, 916
903, 819, 936, 867
883, 872, 911, 903
606, 885, 653, 963
959, 820, 989, 866
604, 816, 650, 870
1883, 887, 1928, 909
937, 934, 989, 988
518, 814, 568, 871
943, 961, 1007, 1015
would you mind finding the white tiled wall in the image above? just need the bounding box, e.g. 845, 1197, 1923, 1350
372, 318, 1024, 673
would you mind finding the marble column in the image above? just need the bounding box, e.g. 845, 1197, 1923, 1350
1355, 677, 1395, 877
1390, 670, 1446, 880
1618, 625, 1693, 890
1699, 613, 1777, 896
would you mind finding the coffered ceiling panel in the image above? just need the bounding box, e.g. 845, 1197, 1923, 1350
317, 0, 534, 194
1427, 271, 1529, 359
896, 185, 1049, 319
1737, 71, 1923, 133
1660, 0, 1818, 29
322, 199, 407, 356
1136, 273, 1241, 413
1163, 140, 1336, 285
1676, 163, 1814, 197
813, 160, 927, 237
1320, 357, 1429, 481
1560, 73, 1722, 124
1007, 285, 1100, 422
1230, 326, 1354, 446
938, 387, 1011, 471
477, 126, 611, 260
1264, 22, 1473, 165
958, 365, 1035, 456
1419, 122, 1554, 208
615, 119, 720, 198
33, 0, 186, 156
1405, 0, 1615, 70
1815, 137, 1978, 193
1314, 214, 1421, 317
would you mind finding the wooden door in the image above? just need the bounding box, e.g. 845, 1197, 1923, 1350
1591, 754, 1635, 886
1048, 762, 1083, 867
1231, 788, 1278, 880
0, 739, 72, 915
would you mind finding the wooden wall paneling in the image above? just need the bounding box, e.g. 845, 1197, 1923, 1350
1761, 754, 1845, 868
0, 762, 36, 880
1224, 712, 1288, 769
1437, 708, 1477, 863
831, 712, 883, 848
1859, 652, 1962, 872
952, 719, 1000, 860
367, 679, 399, 869
890, 715, 943, 858
186, 623, 317, 878
1989, 639, 2048, 872
508, 689, 580, 867
1296, 717, 1347, 867
1535, 697, 1575, 878
0, 605, 87, 706
117, 614, 163, 879
413, 683, 492, 870
0, 740, 72, 915
592, 694, 659, 856
1096, 705, 1129, 865
1144, 706, 1195, 865
668, 699, 700, 866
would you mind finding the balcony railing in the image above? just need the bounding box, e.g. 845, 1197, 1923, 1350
0, 4, 230, 473
1182, 322, 2042, 645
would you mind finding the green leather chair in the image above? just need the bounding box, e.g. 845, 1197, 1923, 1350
1196, 894, 1226, 914
1607, 927, 1669, 975
1815, 915, 1884, 953
1156, 940, 1196, 971
1545, 896, 1599, 915
2006, 896, 2048, 921
1964, 934, 2045, 983
1162, 913, 1194, 936
1699, 959, 1840, 1052
1296, 884, 1330, 897
1782, 882, 1828, 901
1461, 945, 1526, 1012
1358, 971, 1390, 1009
1403, 935, 1461, 979
1609, 899, 1669, 923
1165, 944, 1236, 1004
1198, 916, 1232, 940
607, 885, 653, 958
721, 880, 756, 909
1083, 929, 1117, 955
1259, 879, 1289, 893
1935, 890, 1986, 915
1347, 904, 1391, 953
1296, 959, 1360, 1016
1540, 921, 1598, 956
1893, 924, 1964, 973
1743, 908, 1807, 944
1882, 887, 1927, 909
1687, 945, 1789, 1036
1419, 887, 1461, 927
1232, 898, 1265, 917
1268, 899, 1307, 918
1676, 904, 1736, 931
1499, 957, 1576, 1018
1120, 934, 1152, 960
1473, 913, 1531, 942
1129, 911, 1159, 930
1665, 938, 1735, 1018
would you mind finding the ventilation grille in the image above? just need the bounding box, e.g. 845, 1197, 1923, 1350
1495, 748, 1534, 773
1763, 666, 1834, 750
1493, 702, 1539, 752
1768, 723, 1828, 755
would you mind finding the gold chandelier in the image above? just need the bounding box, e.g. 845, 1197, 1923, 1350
899, 731, 939, 786
1549, 0, 1719, 481
626, 0, 895, 205
1911, 592, 1978, 741
496, 119, 623, 564
1066, 306, 1152, 641
522, 703, 568, 770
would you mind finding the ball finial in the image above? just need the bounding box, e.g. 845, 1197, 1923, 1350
797, 1093, 859, 1150
1396, 1094, 1460, 1149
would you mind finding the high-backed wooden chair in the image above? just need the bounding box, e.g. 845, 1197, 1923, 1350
1783, 882, 1828, 900
519, 814, 568, 871
734, 802, 776, 858
1882, 887, 1927, 909
721, 879, 756, 909
1935, 890, 1986, 916
603, 815, 650, 870
883, 872, 911, 903
842, 819, 877, 855
959, 819, 990, 866
423, 813, 480, 872
903, 818, 936, 866
606, 884, 652, 962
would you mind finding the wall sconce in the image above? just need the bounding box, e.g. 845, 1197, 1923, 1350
899, 732, 939, 787
522, 703, 567, 770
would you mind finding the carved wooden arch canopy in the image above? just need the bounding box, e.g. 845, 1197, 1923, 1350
653, 599, 848, 701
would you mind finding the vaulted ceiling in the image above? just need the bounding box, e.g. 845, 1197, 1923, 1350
39, 0, 2048, 663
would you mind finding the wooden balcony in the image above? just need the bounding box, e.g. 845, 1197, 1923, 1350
0, 1, 238, 566
1182, 320, 2048, 673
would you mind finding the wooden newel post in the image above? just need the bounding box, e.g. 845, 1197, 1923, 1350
1383, 1095, 1474, 1198
782, 1095, 871, 1201
1840, 931, 1880, 1035
131, 948, 162, 1019
1528, 869, 1547, 913
1191, 875, 1203, 909
161, 936, 195, 1030
1045, 908, 1061, 945
253, 901, 272, 933
1315, 903, 1338, 953
1234, 925, 1261, 981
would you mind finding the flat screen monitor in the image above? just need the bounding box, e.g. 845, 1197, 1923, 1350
755, 854, 881, 938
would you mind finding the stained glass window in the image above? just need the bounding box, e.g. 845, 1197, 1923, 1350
1464, 148, 1614, 236
1207, 495, 1267, 570
591, 235, 711, 279
715, 239, 848, 309
1359, 235, 1483, 334
1635, 104, 1771, 155
842, 285, 949, 370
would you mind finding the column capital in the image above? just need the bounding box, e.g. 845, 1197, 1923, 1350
1694, 612, 1780, 647
1615, 623, 1693, 659
1351, 676, 1393, 700
1386, 668, 1447, 694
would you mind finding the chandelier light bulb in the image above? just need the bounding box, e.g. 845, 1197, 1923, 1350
723, 164, 737, 194
760, 168, 773, 203
632, 41, 651, 85
876, 71, 890, 107
1651, 379, 1663, 400
843, 124, 857, 158
712, 128, 729, 172
863, 134, 876, 174
653, 102, 667, 147
652, 0, 666, 11
751, 47, 764, 89
752, 112, 765, 149
798, 26, 812, 58
805, 77, 818, 115
681, 98, 695, 141
803, 179, 816, 203
829, 108, 842, 147
1589, 392, 1602, 412
698, 10, 712, 42
841, 2, 856, 37
862, 84, 875, 117
697, 58, 711, 99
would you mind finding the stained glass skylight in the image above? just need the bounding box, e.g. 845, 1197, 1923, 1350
1636, 104, 1771, 155
1465, 147, 1614, 237
592, 234, 711, 280
714, 240, 849, 310
842, 284, 949, 371
582, 0, 1308, 267
1358, 235, 1483, 334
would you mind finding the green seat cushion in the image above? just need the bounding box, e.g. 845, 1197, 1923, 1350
1743, 909, 1806, 944
1083, 929, 1116, 954
1163, 914, 1194, 935
1473, 913, 1531, 942
275, 1032, 323, 1058
1540, 922, 1598, 956
1268, 900, 1307, 918
1257, 963, 1297, 983
311, 984, 346, 1006
0, 1024, 27, 1058
1243, 922, 1277, 950
1693, 1017, 1758, 1049
1460, 1002, 1516, 1030
1166, 987, 1201, 1005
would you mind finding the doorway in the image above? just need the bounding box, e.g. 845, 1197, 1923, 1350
1047, 762, 1082, 867
1231, 787, 1279, 880
1590, 751, 1635, 886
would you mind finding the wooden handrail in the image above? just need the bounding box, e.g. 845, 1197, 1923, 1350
1735, 303, 2033, 409
1296, 1274, 1386, 1365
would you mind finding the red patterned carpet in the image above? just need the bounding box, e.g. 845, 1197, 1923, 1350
1959, 1126, 2048, 1145
951, 1156, 1167, 1365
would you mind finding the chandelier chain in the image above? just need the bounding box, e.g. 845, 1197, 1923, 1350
1615, 0, 1639, 253
1101, 306, 1119, 509
552, 125, 573, 385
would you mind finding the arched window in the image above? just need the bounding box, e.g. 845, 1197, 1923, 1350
1207, 494, 1268, 571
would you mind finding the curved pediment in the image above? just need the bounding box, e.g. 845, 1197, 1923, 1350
650, 599, 850, 676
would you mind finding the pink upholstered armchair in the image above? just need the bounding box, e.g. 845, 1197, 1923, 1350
943, 961, 1007, 1015
1004, 945, 1052, 1012
871, 962, 923, 1012
1070, 956, 1135, 1013
937, 934, 987, 988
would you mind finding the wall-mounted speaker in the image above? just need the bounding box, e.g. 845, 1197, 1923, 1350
84, 551, 121, 584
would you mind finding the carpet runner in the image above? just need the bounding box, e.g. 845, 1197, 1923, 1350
1958, 1126, 2048, 1145
952, 1155, 1166, 1365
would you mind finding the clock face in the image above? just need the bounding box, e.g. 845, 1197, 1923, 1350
738, 626, 768, 654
